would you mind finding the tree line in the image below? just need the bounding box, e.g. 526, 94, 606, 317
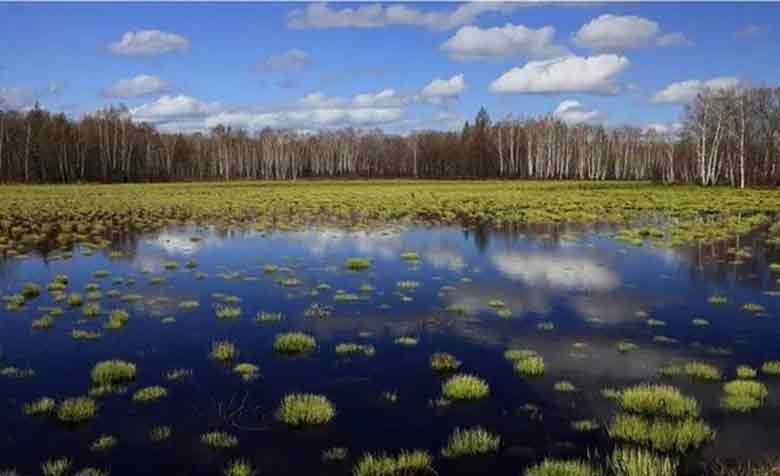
0, 86, 778, 186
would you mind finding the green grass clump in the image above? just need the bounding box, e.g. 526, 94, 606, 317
441, 427, 500, 457
742, 302, 765, 314
692, 318, 710, 327
90, 435, 117, 451
132, 385, 168, 403
504, 349, 538, 362
41, 458, 71, 476
66, 293, 83, 307
32, 316, 55, 330
721, 380, 769, 412
525, 458, 601, 476
345, 258, 372, 271
400, 252, 420, 262
554, 381, 577, 393
57, 397, 98, 423
256, 311, 282, 323
441, 374, 490, 401
105, 309, 128, 328
684, 361, 722, 380
617, 341, 639, 353
273, 332, 317, 354
201, 431, 238, 449
22, 282, 41, 298
762, 361, 780, 376
215, 305, 242, 320
210, 340, 238, 361
83, 302, 101, 318
394, 336, 419, 347
149, 425, 172, 442
223, 459, 254, 476
233, 363, 260, 381
91, 360, 136, 385
514, 355, 545, 377
619, 384, 699, 418
608, 446, 679, 476
322, 447, 348, 462
353, 450, 433, 476
276, 393, 336, 427
178, 300, 200, 310
165, 368, 193, 381
708, 295, 727, 305
571, 419, 599, 432
24, 397, 56, 416
736, 365, 757, 379
72, 329, 101, 341
430, 352, 461, 372
75, 467, 109, 476
335, 343, 376, 357
608, 413, 714, 453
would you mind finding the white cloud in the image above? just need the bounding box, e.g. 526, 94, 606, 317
105, 74, 168, 98
441, 23, 568, 61
0, 87, 35, 110
353, 89, 408, 108
574, 14, 688, 51
419, 74, 466, 105
489, 55, 629, 95
257, 49, 311, 74
109, 30, 190, 57
553, 100, 602, 124
129, 95, 221, 124
651, 77, 740, 104
287, 2, 517, 31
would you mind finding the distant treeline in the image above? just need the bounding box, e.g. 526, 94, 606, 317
0, 86, 778, 186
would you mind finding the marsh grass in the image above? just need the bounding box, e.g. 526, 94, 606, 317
440, 426, 500, 458
233, 363, 260, 381
441, 374, 489, 401
276, 393, 335, 427
211, 340, 238, 361
165, 368, 193, 381
762, 361, 780, 376
608, 413, 714, 452
24, 397, 56, 416
609, 446, 679, 476
91, 360, 136, 385
721, 380, 769, 412
353, 450, 433, 476
345, 258, 372, 271
430, 353, 461, 373
67, 293, 84, 307
72, 329, 102, 341
105, 309, 128, 329
75, 467, 109, 476
571, 419, 599, 432
90, 435, 117, 452
201, 431, 238, 449
149, 426, 172, 442
335, 343, 376, 357
132, 385, 168, 403
618, 384, 699, 418
41, 458, 71, 476
554, 381, 577, 393
514, 356, 545, 377
394, 336, 419, 347
322, 447, 348, 462
32, 316, 55, 330
57, 397, 97, 423
216, 305, 242, 320
274, 333, 316, 354
737, 366, 757, 379
525, 459, 601, 476
684, 361, 722, 381
617, 341, 639, 353
224, 459, 254, 476
256, 311, 282, 323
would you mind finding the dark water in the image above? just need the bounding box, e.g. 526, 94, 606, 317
1, 223, 780, 475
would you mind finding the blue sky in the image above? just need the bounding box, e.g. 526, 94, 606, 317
0, 2, 777, 134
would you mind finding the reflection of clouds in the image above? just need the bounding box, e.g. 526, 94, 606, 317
149, 232, 223, 256
491, 252, 619, 291
571, 295, 643, 324
424, 247, 465, 271
293, 229, 403, 260
444, 285, 549, 317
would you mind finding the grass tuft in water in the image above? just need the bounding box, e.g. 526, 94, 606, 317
90, 435, 117, 452
608, 446, 679, 476
684, 361, 722, 380
525, 458, 601, 476
721, 379, 769, 412
215, 305, 242, 320
149, 426, 172, 442
210, 340, 238, 361
276, 393, 335, 427
430, 353, 461, 373
514, 355, 545, 377
394, 336, 419, 347
608, 413, 714, 452
618, 384, 699, 418
554, 381, 577, 393
571, 419, 599, 432
441, 374, 490, 401
345, 258, 372, 271
761, 361, 780, 376
105, 309, 128, 329
201, 431, 238, 449
440, 426, 500, 458
335, 343, 376, 357
132, 386, 168, 403
736, 365, 757, 379
57, 397, 97, 423
91, 360, 136, 385
24, 397, 56, 416
233, 363, 260, 381
322, 447, 348, 462
353, 450, 433, 476
274, 332, 317, 354
223, 459, 255, 476
41, 458, 71, 476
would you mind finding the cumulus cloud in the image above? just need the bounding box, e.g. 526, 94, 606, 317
489, 54, 629, 95
109, 30, 190, 57
552, 99, 602, 124
419, 74, 466, 105
129, 95, 221, 124
257, 49, 311, 74
574, 14, 689, 51
105, 74, 169, 98
353, 89, 409, 108
287, 2, 517, 31
651, 77, 740, 104
441, 23, 569, 61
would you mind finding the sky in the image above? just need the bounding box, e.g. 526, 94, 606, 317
0, 2, 778, 135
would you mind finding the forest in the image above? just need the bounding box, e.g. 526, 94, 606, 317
0, 86, 778, 187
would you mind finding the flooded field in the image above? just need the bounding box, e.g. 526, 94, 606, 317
2, 221, 780, 475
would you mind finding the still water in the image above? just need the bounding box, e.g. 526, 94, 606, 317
1, 223, 779, 475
